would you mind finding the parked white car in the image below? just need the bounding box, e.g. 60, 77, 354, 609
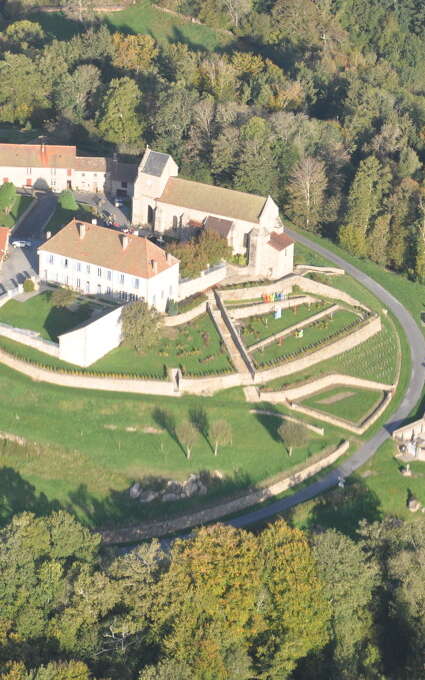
11, 239, 32, 248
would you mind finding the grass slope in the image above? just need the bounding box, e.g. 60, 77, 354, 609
0, 195, 32, 229
301, 386, 383, 425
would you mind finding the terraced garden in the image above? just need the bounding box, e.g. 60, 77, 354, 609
300, 385, 384, 426
240, 300, 330, 347
252, 308, 363, 368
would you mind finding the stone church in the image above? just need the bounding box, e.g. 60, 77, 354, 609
132, 147, 294, 280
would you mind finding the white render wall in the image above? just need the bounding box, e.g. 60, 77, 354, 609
0, 165, 106, 193
38, 249, 179, 313
58, 305, 123, 367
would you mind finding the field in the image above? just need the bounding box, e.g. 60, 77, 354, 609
31, 1, 232, 52
240, 300, 329, 347
300, 385, 383, 425
252, 308, 360, 367
0, 365, 340, 529
0, 195, 32, 229
0, 291, 94, 342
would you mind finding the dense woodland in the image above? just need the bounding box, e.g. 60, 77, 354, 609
1, 1, 425, 278
2, 511, 425, 679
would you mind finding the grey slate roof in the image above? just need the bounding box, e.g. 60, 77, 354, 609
204, 215, 233, 238
142, 150, 170, 177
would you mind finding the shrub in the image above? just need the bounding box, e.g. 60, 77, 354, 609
0, 182, 16, 214
22, 278, 35, 292
58, 189, 78, 211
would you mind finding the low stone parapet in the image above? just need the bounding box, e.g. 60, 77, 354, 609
228, 295, 315, 320
0, 322, 59, 358
261, 373, 395, 402
163, 301, 207, 326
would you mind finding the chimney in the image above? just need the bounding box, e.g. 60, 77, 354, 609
91, 218, 97, 225
41, 142, 45, 153
166, 251, 172, 264
151, 259, 158, 274
77, 221, 86, 239
121, 234, 129, 250
46, 231, 51, 240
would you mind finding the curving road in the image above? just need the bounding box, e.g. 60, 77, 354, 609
230, 229, 425, 530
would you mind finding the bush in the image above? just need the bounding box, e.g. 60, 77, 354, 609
22, 278, 35, 292
166, 298, 178, 315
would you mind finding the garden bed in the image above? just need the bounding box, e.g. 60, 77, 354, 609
241, 300, 329, 347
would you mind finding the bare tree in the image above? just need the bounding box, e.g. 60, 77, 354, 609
287, 156, 327, 232
222, 0, 252, 28
176, 421, 199, 460
277, 421, 309, 457
210, 419, 232, 456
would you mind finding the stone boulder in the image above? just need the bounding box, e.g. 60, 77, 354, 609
408, 497, 421, 513
166, 480, 183, 494
129, 482, 141, 499
162, 492, 181, 503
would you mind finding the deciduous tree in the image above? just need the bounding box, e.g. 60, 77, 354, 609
210, 419, 232, 456
121, 299, 162, 354
176, 421, 199, 459
98, 77, 144, 149
287, 156, 327, 232
277, 420, 309, 456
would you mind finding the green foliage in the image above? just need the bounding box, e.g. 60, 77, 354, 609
22, 279, 35, 293
0, 182, 16, 214
168, 229, 231, 279
51, 286, 77, 309
98, 77, 144, 149
175, 420, 199, 458
277, 420, 310, 456
121, 299, 162, 354
210, 418, 232, 455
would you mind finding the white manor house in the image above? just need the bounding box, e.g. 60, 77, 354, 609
0, 141, 294, 305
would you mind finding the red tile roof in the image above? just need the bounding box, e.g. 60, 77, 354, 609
267, 231, 294, 251
0, 227, 9, 258
38, 220, 179, 279
0, 144, 77, 169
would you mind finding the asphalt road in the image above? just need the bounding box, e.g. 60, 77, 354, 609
13, 191, 57, 241
230, 229, 425, 529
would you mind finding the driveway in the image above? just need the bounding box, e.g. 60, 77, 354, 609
0, 192, 57, 294
230, 229, 425, 529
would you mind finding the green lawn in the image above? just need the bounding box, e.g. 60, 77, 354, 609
252, 309, 361, 367
284, 439, 425, 537
0, 195, 32, 229
0, 291, 94, 342
106, 0, 232, 50
30, 1, 231, 51
93, 313, 232, 377
241, 300, 329, 347
301, 385, 383, 425
0, 127, 41, 144
45, 202, 94, 236
0, 364, 339, 529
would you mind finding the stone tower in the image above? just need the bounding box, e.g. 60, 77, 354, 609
132, 147, 178, 227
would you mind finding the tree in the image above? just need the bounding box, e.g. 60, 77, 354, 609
55, 64, 101, 121
4, 20, 44, 51
121, 299, 162, 354
167, 230, 231, 279
210, 419, 232, 456
255, 520, 331, 678
98, 77, 144, 149
51, 286, 77, 308
277, 420, 309, 456
339, 156, 389, 256
222, 0, 253, 28
312, 529, 381, 678
0, 52, 50, 124
234, 116, 278, 196
367, 213, 390, 266
176, 420, 199, 459
287, 157, 328, 232
58, 189, 78, 211
0, 182, 16, 214
112, 33, 159, 73
415, 195, 425, 282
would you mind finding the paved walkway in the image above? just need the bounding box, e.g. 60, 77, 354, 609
210, 305, 251, 376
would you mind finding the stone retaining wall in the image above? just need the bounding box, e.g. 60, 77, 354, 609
392, 417, 425, 441
254, 314, 381, 384
219, 277, 294, 301
163, 301, 207, 327
291, 390, 392, 435
0, 322, 59, 358
248, 304, 340, 352
100, 440, 350, 544
213, 293, 255, 379
261, 373, 394, 402
295, 264, 345, 276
